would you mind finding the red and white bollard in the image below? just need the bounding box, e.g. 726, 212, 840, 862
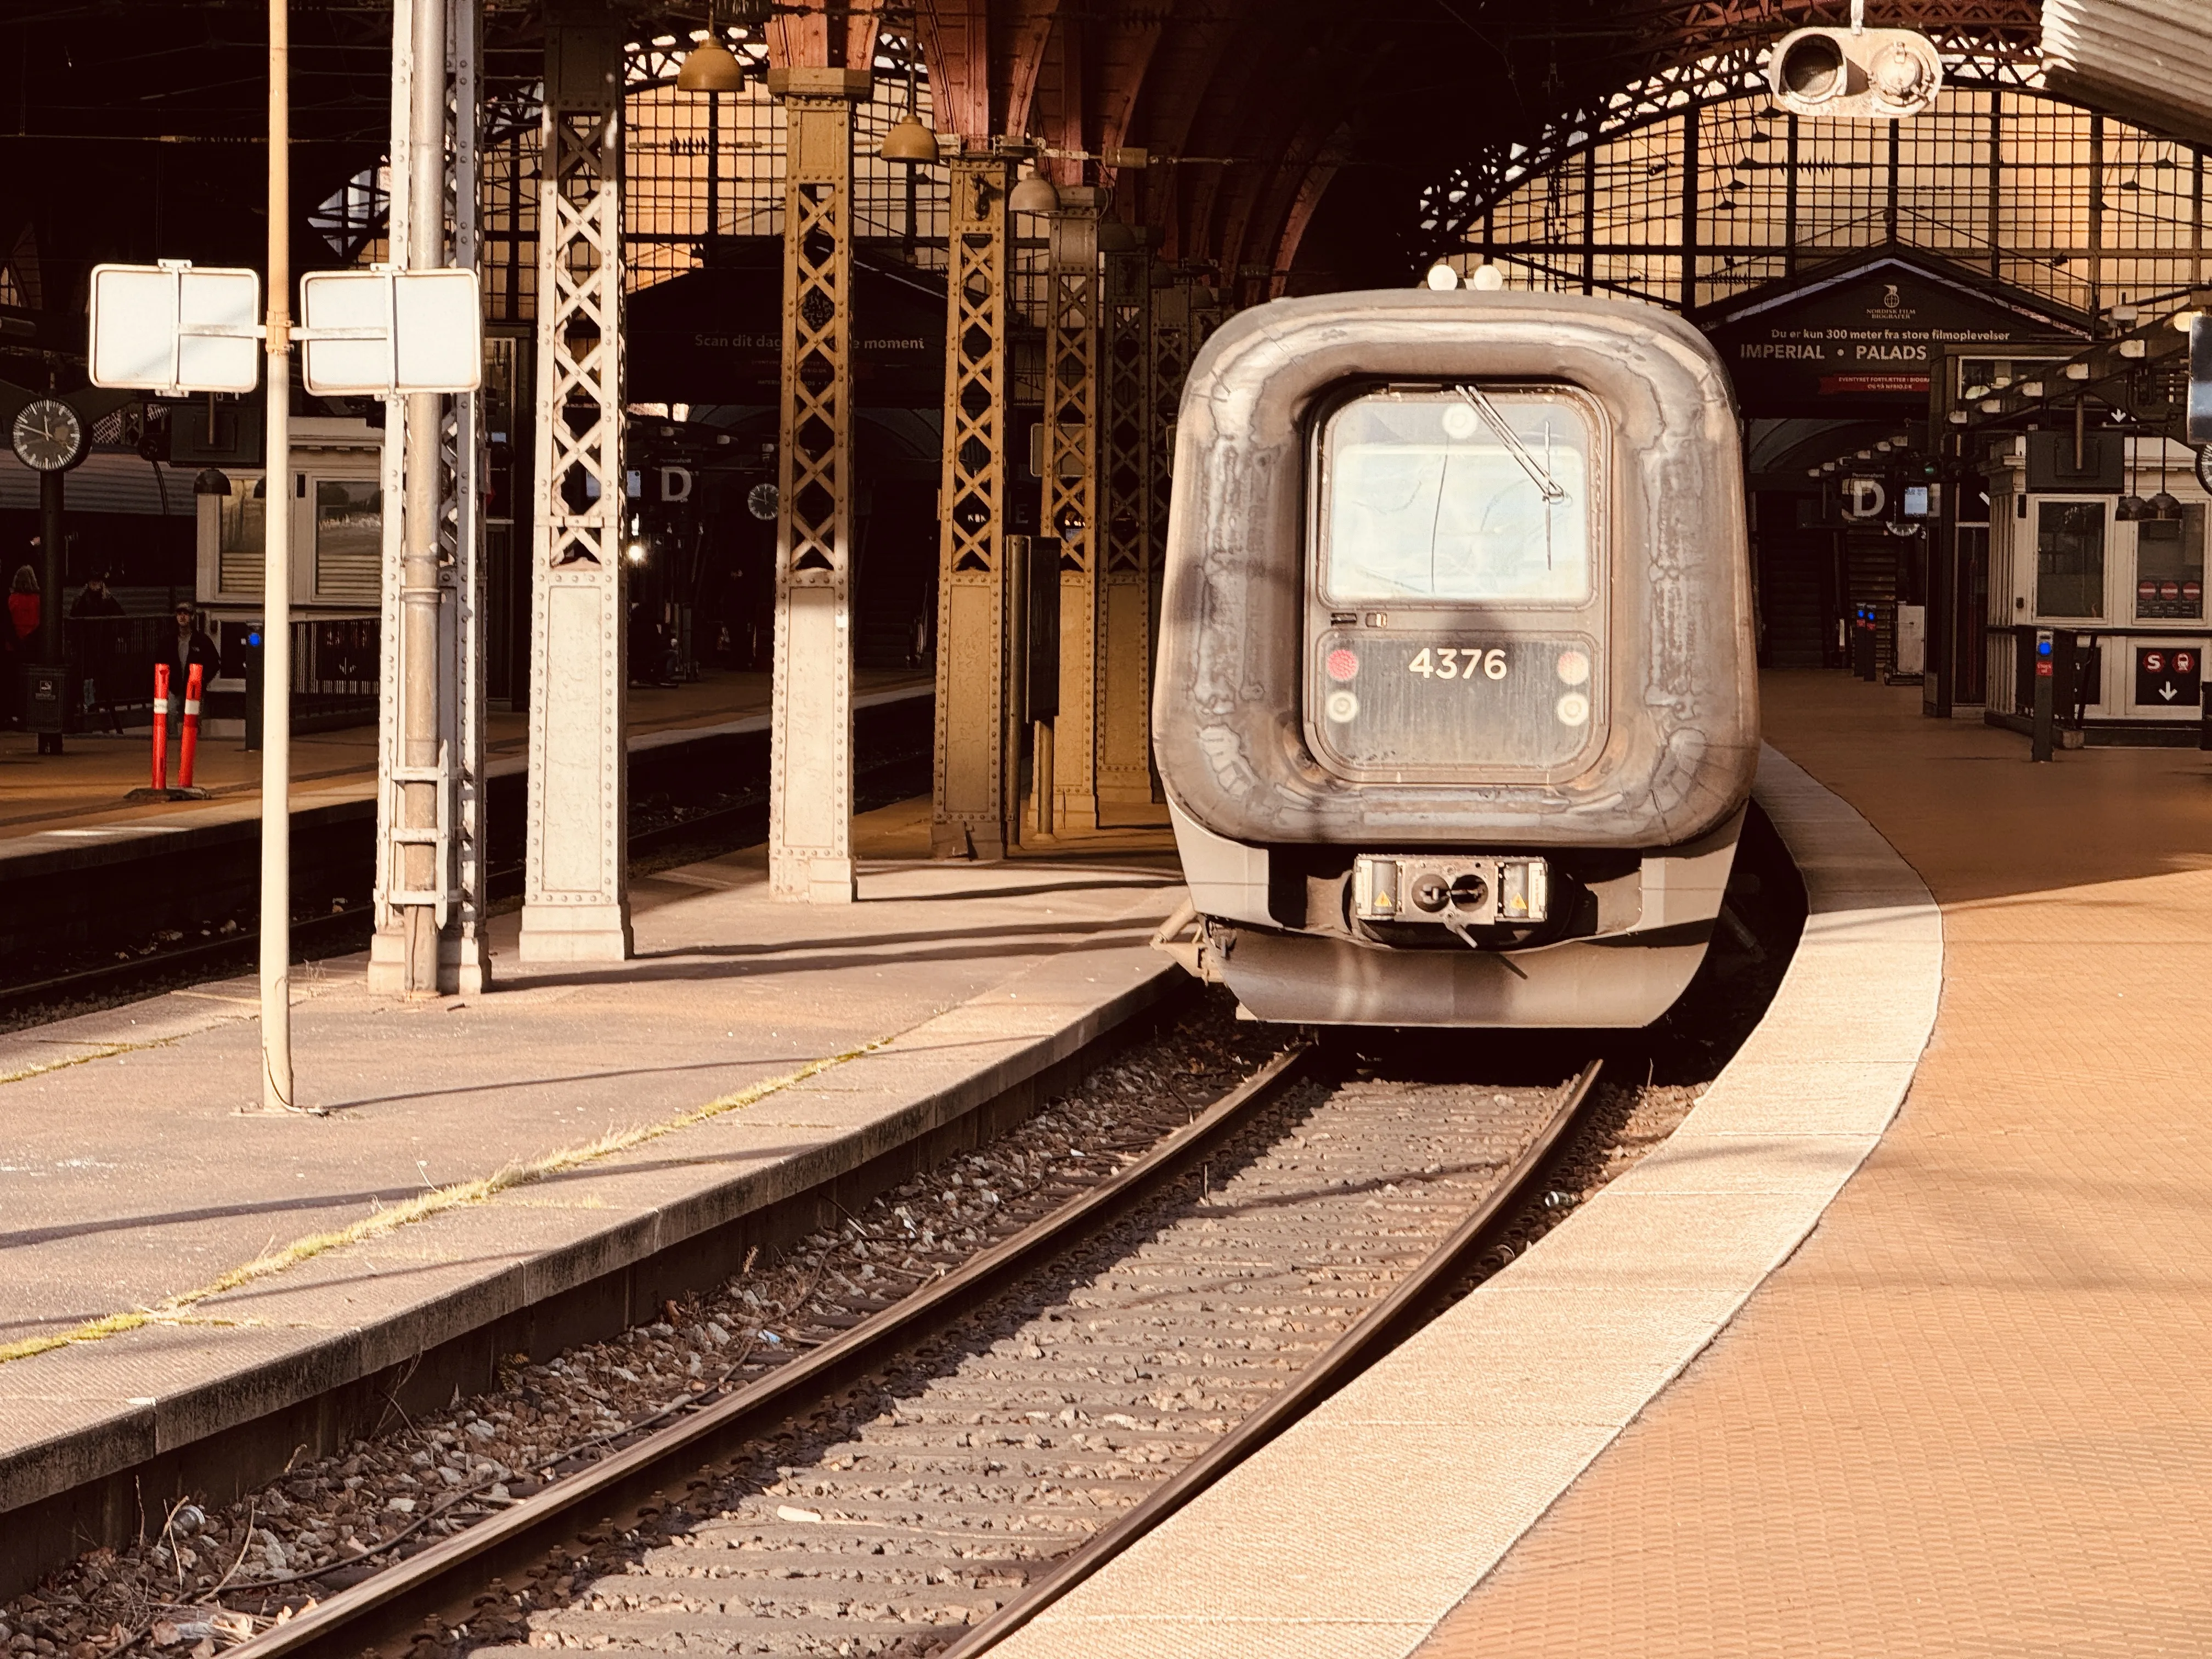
178, 663, 204, 792
150, 662, 171, 792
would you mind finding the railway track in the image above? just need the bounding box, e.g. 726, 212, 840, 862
4, 807, 1800, 1659
209, 1042, 1602, 1659
0, 726, 929, 1030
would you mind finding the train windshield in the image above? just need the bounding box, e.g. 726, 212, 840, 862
1321, 389, 1594, 606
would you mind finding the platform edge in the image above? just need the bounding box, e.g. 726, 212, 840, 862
997, 740, 1944, 1659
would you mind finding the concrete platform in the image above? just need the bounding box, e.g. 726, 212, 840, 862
0, 796, 1182, 1594
0, 667, 930, 845
1009, 667, 2212, 1659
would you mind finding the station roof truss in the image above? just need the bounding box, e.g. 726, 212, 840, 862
29, 0, 2212, 354
305, 23, 950, 321
1412, 1, 2045, 261
11, 2, 2058, 333
1444, 80, 2212, 328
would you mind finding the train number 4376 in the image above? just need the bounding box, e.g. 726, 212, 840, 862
1408, 646, 1508, 682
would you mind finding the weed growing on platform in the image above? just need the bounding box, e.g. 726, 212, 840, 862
0, 1039, 890, 1369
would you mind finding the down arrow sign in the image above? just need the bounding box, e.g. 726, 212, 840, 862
2162, 682, 2181, 701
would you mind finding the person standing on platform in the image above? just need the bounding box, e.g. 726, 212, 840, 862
70, 572, 127, 733
160, 603, 219, 764
5, 566, 37, 731
8, 566, 38, 647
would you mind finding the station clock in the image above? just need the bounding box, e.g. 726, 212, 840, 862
10, 398, 86, 472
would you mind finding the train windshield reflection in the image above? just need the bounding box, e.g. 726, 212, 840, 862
1322, 389, 1594, 605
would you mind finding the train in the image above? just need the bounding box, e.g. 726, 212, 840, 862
1150, 289, 1759, 1026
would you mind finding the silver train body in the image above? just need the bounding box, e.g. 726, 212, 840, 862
1152, 290, 1759, 1027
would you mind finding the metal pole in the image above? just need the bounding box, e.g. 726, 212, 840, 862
37, 470, 64, 755
2089, 113, 2105, 320
1034, 720, 1054, 838
37, 472, 61, 645
1005, 529, 1027, 853
259, 0, 297, 1111
1679, 108, 1699, 312
448, 0, 489, 994
400, 0, 446, 988
2031, 627, 2056, 762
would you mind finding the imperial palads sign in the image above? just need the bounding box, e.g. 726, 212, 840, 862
1700, 255, 2084, 417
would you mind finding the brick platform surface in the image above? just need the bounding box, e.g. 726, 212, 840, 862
1421, 672, 2212, 1657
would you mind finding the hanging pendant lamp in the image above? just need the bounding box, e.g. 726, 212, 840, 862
881, 114, 939, 162
1009, 165, 1061, 216
879, 37, 938, 162
678, 7, 745, 93
2116, 433, 2146, 521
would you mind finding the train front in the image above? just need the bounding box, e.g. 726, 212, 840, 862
1151, 289, 1760, 1027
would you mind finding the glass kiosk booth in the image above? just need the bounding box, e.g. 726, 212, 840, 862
1985, 433, 2209, 743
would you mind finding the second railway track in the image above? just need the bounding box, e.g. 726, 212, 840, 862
0, 705, 932, 1030
211, 1035, 1602, 1659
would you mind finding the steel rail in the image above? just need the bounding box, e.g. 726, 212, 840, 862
0, 744, 926, 1023
0, 907, 371, 1018
219, 1042, 1319, 1659
942, 1053, 1606, 1658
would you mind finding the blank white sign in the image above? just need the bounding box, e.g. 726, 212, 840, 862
88, 263, 261, 394
299, 268, 483, 395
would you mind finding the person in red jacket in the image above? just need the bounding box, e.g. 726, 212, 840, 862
7, 565, 37, 646
5, 566, 36, 727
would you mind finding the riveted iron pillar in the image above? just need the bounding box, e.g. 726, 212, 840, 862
1097, 244, 1153, 815
767, 67, 870, 902
1045, 190, 1102, 831
370, 0, 491, 996
443, 0, 491, 994
520, 0, 632, 962
932, 155, 1016, 860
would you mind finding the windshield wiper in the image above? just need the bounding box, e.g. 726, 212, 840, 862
1455, 385, 1567, 503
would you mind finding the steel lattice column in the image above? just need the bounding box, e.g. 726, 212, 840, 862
1097, 245, 1152, 813
370, 0, 490, 996
932, 154, 1015, 860
766, 67, 870, 903
1045, 190, 1101, 830
520, 0, 632, 962
444, 0, 489, 989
